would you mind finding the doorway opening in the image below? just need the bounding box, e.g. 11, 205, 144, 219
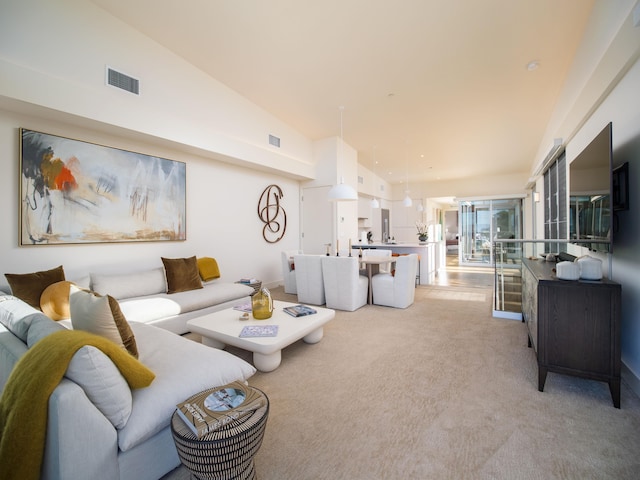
458, 198, 523, 267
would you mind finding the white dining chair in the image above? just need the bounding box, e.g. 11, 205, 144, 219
363, 248, 393, 273
281, 250, 301, 294
371, 254, 418, 308
293, 254, 326, 305
321, 256, 368, 311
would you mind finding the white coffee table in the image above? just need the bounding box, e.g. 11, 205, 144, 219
187, 301, 335, 372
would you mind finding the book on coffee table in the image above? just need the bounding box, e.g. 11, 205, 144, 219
239, 325, 278, 338
283, 304, 317, 317
175, 381, 266, 438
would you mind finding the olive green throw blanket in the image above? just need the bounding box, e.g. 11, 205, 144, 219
0, 330, 155, 480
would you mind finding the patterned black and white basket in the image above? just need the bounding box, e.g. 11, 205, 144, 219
171, 387, 269, 480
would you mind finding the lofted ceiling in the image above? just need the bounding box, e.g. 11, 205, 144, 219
91, 0, 594, 186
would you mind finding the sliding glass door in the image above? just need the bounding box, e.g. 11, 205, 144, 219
459, 198, 522, 266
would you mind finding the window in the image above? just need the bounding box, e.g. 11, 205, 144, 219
459, 198, 523, 265
543, 151, 567, 252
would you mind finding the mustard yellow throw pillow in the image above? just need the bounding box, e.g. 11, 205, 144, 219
40, 280, 75, 321
162, 256, 203, 293
197, 257, 221, 281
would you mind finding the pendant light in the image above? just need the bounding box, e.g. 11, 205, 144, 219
371, 146, 380, 208
327, 106, 358, 202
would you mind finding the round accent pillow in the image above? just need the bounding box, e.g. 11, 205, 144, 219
40, 280, 74, 321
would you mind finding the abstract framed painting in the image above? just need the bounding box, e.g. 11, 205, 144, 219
19, 128, 186, 245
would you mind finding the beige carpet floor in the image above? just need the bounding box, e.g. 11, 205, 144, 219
163, 283, 640, 480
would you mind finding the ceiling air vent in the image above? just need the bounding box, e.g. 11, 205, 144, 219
268, 134, 280, 148
358, 176, 364, 184
106, 67, 140, 95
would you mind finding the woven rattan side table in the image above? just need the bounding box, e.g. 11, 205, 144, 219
171, 386, 269, 480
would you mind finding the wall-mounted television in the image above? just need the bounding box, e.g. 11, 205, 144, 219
569, 122, 613, 253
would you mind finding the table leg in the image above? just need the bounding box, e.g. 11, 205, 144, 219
201, 336, 225, 349
303, 327, 324, 344
253, 350, 282, 372
367, 264, 380, 304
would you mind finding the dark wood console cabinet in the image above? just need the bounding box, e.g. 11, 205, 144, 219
521, 258, 621, 408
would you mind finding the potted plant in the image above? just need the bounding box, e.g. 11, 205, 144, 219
416, 221, 428, 244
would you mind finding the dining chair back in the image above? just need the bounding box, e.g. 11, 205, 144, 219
371, 254, 418, 308
293, 254, 326, 305
321, 256, 368, 311
281, 250, 301, 294
363, 248, 393, 273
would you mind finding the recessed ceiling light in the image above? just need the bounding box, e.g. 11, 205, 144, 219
526, 60, 540, 71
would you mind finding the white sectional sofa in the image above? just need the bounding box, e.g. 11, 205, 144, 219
0, 294, 257, 480
88, 265, 253, 334
1, 258, 254, 335
0, 258, 258, 478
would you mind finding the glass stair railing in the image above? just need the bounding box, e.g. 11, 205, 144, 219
492, 239, 610, 320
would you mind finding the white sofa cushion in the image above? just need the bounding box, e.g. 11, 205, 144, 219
118, 322, 256, 452
0, 295, 49, 342
118, 282, 254, 323
91, 268, 167, 300
26, 312, 66, 347
66, 344, 134, 429
26, 315, 134, 429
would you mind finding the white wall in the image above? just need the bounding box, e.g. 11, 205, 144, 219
0, 109, 301, 291
0, 0, 315, 179
405, 172, 531, 200
0, 0, 314, 290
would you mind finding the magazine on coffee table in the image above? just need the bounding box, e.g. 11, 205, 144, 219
232, 302, 252, 313
239, 325, 278, 338
283, 304, 317, 317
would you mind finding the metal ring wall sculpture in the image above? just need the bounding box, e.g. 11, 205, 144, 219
257, 184, 287, 243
